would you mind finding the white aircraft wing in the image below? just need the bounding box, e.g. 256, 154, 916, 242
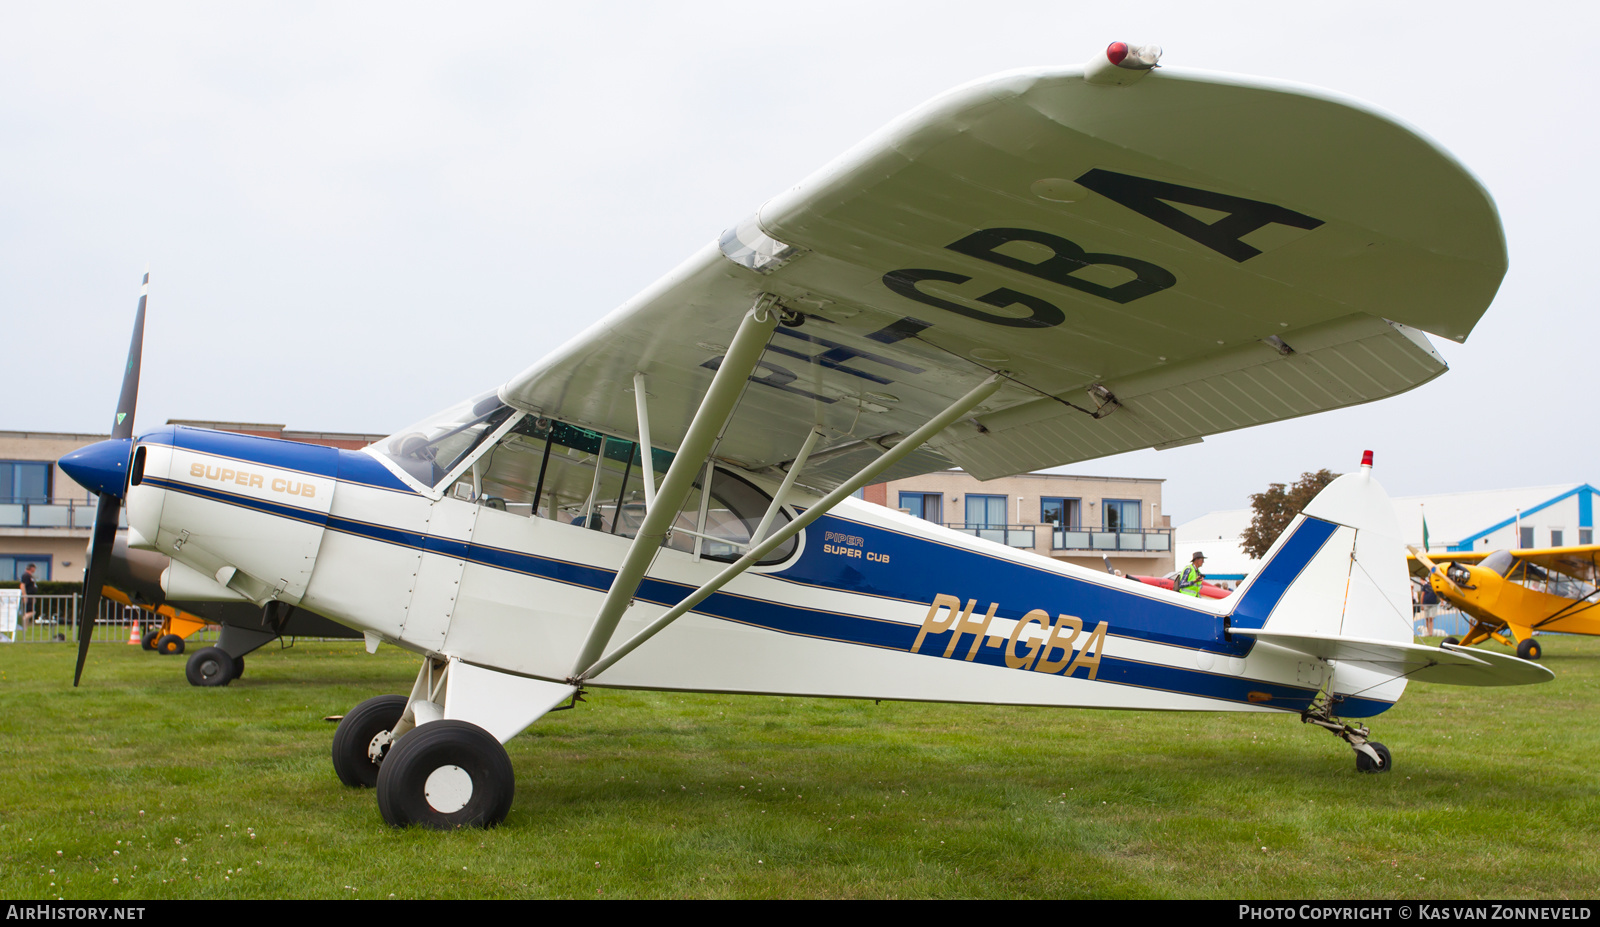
1237, 629, 1554, 687
502, 62, 1505, 490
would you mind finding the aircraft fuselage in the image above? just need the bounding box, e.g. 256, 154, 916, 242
113, 422, 1403, 719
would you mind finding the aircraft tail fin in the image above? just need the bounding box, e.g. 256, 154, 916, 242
1226, 454, 1551, 703
1228, 454, 1413, 645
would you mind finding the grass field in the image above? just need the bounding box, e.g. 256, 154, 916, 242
0, 636, 1596, 899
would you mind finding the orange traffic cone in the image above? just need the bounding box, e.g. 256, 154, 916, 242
127, 619, 141, 645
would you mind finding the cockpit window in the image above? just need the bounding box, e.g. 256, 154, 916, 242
1481, 549, 1516, 577
377, 392, 515, 487
453, 413, 795, 565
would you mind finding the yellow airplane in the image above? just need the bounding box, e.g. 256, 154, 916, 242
1409, 546, 1600, 660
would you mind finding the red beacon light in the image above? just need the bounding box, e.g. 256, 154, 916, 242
1105, 42, 1161, 70
1360, 450, 1374, 469
1086, 42, 1162, 85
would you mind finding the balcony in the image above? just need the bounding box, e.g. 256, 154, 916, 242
0, 499, 123, 530
1049, 526, 1172, 552
941, 524, 1036, 548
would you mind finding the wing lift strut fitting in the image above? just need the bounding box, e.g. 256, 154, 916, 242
568, 353, 1002, 685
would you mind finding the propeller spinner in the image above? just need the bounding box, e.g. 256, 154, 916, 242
58, 272, 148, 685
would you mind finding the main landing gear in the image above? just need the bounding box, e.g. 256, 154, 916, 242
184, 647, 245, 687
332, 695, 408, 788
331, 659, 518, 829
1300, 693, 1392, 774
375, 721, 515, 829
181, 624, 277, 686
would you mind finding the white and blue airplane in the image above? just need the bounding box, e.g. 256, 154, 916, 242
61, 44, 1549, 829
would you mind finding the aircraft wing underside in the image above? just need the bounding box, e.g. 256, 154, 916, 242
502, 65, 1506, 491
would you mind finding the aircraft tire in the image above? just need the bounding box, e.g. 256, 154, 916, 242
140, 630, 159, 651
156, 634, 185, 655
1356, 742, 1392, 774
185, 646, 237, 687
1442, 637, 1460, 648
332, 695, 408, 788
376, 720, 514, 830
1516, 638, 1542, 661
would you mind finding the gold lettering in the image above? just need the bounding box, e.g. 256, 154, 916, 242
1034, 614, 1083, 675
272, 478, 286, 492
912, 594, 963, 654
190, 463, 204, 477
235, 470, 250, 485
248, 474, 263, 488
206, 466, 222, 480
302, 484, 316, 498
1065, 621, 1108, 680
961, 602, 1000, 661
220, 469, 235, 483
942, 599, 979, 658
1006, 610, 1049, 670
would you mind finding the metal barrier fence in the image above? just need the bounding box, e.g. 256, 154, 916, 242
0, 594, 219, 646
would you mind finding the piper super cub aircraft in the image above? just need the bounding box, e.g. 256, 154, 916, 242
61, 44, 1553, 829
1411, 545, 1600, 660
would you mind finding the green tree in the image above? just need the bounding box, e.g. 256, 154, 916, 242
1241, 469, 1339, 560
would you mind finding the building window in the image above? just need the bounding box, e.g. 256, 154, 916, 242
1551, 529, 1564, 547
1040, 497, 1080, 529
1582, 528, 1593, 545
1520, 526, 1535, 548
0, 461, 52, 503
965, 494, 1006, 528
0, 556, 50, 581
898, 492, 942, 522
1103, 499, 1142, 531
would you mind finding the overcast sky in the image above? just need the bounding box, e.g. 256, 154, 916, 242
2, 2, 1593, 523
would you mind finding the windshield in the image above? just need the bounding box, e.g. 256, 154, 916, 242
1481, 549, 1516, 577
376, 392, 516, 487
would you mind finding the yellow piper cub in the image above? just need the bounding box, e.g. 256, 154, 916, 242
1411, 546, 1600, 660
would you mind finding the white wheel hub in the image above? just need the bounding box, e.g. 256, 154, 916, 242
424, 764, 474, 813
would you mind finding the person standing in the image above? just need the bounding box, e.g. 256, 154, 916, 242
18, 563, 38, 630
1176, 552, 1206, 597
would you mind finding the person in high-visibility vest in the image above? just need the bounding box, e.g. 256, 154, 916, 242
1176, 552, 1206, 597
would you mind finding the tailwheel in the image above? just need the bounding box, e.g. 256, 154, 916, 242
140, 630, 159, 651
376, 720, 514, 829
155, 633, 185, 655
332, 695, 408, 788
1516, 638, 1542, 661
1441, 636, 1460, 647
1355, 741, 1392, 774
1301, 692, 1392, 774
185, 646, 237, 687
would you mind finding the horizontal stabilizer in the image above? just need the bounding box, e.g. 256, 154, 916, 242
1236, 629, 1553, 687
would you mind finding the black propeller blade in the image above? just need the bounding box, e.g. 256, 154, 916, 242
71, 272, 148, 686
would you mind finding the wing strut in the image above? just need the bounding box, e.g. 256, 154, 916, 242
633, 372, 657, 511
572, 372, 1002, 684
750, 426, 822, 546
569, 296, 783, 676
